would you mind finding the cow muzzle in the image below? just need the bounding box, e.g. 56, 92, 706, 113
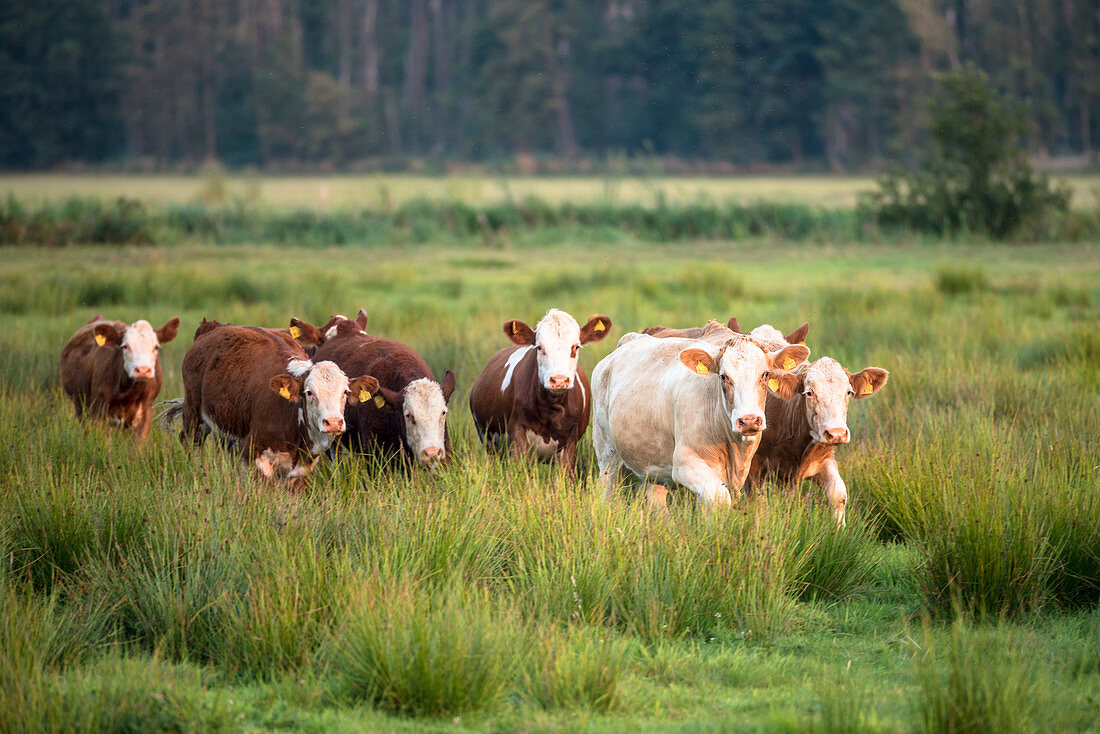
130, 365, 155, 381
419, 446, 445, 464
821, 427, 850, 445
735, 414, 764, 435
322, 416, 345, 435
546, 374, 573, 392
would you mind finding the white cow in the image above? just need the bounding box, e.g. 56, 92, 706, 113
592, 332, 809, 506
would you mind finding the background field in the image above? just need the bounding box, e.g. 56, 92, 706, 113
2, 193, 1099, 731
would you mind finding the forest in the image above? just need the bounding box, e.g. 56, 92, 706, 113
2, 0, 1098, 170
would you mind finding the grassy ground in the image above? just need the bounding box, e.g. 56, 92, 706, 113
3, 172, 1099, 209
2, 237, 1099, 732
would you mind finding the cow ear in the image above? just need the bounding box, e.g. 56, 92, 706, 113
369, 386, 402, 411
503, 319, 535, 346
195, 317, 221, 339
766, 344, 810, 371
849, 368, 888, 399
156, 317, 181, 344
727, 317, 742, 333
356, 309, 369, 329
766, 371, 802, 400
641, 325, 664, 336
440, 369, 457, 403
679, 348, 718, 376
270, 374, 301, 402
580, 314, 612, 344
93, 323, 122, 348
785, 322, 809, 345
289, 318, 325, 349
346, 375, 381, 405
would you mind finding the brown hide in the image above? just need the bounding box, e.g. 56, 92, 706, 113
468, 345, 592, 476
746, 380, 816, 490
59, 316, 179, 441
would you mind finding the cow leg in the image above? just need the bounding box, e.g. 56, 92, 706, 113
643, 481, 670, 513
557, 442, 578, 479
593, 426, 623, 503
508, 423, 531, 461
810, 459, 847, 527
672, 450, 733, 506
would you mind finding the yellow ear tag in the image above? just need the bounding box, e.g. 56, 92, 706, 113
594, 320, 605, 332
783, 357, 796, 370
279, 386, 291, 400
94, 334, 106, 347
374, 395, 385, 408
289, 325, 302, 339
861, 383, 874, 396
696, 363, 709, 375
512, 322, 519, 335
768, 378, 779, 392
359, 388, 371, 402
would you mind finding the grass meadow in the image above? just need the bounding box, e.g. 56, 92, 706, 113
1, 207, 1099, 730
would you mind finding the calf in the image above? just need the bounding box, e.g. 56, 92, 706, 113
468, 309, 612, 477
742, 326, 887, 527
312, 313, 456, 467
591, 332, 809, 505
178, 323, 377, 486
60, 314, 181, 441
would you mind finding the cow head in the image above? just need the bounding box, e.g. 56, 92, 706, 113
778, 359, 889, 445
270, 359, 379, 453
679, 336, 810, 437
94, 317, 180, 382
287, 318, 327, 356
374, 370, 457, 466
748, 321, 810, 347
320, 310, 369, 341
502, 309, 612, 394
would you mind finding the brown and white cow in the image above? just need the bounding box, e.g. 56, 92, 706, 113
591, 332, 809, 506
60, 314, 181, 441
740, 325, 887, 527
468, 308, 612, 477
178, 322, 377, 486
313, 311, 457, 467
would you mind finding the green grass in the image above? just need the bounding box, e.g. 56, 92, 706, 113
0, 236, 1098, 731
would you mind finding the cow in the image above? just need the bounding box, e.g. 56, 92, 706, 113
641, 317, 743, 340
591, 332, 809, 506
177, 322, 377, 486
642, 317, 809, 346
468, 308, 612, 478
60, 314, 181, 442
193, 316, 327, 355
312, 311, 457, 467
740, 326, 887, 527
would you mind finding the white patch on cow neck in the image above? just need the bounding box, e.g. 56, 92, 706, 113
300, 360, 350, 454
121, 320, 159, 379
403, 377, 448, 461
501, 346, 533, 392
534, 308, 582, 391
802, 358, 852, 444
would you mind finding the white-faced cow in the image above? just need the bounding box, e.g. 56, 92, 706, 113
312, 311, 457, 468
468, 308, 612, 477
740, 324, 887, 526
591, 332, 809, 506
60, 314, 181, 441
177, 322, 377, 486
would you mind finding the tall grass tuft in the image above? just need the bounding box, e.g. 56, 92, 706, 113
519, 626, 629, 712
329, 576, 521, 716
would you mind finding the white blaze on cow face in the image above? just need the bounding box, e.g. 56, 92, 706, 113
714, 339, 772, 437
288, 359, 351, 452
402, 378, 449, 464
534, 309, 582, 393
801, 358, 855, 445
120, 320, 161, 381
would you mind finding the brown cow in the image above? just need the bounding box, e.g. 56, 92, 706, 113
468, 308, 612, 477
193, 316, 327, 355
313, 311, 457, 467
177, 322, 377, 486
60, 314, 181, 441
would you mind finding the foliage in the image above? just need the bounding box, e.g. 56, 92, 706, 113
863, 67, 1072, 239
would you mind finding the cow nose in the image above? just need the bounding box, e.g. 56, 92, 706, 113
547, 374, 572, 391
322, 416, 345, 434
420, 446, 444, 463
735, 414, 764, 434
132, 365, 154, 380
823, 427, 849, 444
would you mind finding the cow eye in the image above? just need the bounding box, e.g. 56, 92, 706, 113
405, 412, 415, 424
804, 389, 815, 398
122, 344, 130, 350
760, 371, 770, 382
305, 390, 313, 398
847, 388, 856, 397
570, 345, 579, 357
535, 345, 543, 352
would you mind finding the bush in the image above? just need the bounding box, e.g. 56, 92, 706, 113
862, 66, 1071, 239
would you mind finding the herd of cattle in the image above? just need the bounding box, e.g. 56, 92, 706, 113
59, 308, 887, 524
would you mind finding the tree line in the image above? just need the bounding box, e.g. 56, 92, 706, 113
1, 0, 1098, 170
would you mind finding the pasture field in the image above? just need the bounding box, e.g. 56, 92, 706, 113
2, 236, 1099, 732
3, 171, 1100, 209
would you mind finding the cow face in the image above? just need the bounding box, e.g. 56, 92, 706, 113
391, 371, 456, 465
503, 309, 611, 394
271, 359, 379, 453
94, 317, 180, 382
680, 338, 810, 437
798, 359, 888, 445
